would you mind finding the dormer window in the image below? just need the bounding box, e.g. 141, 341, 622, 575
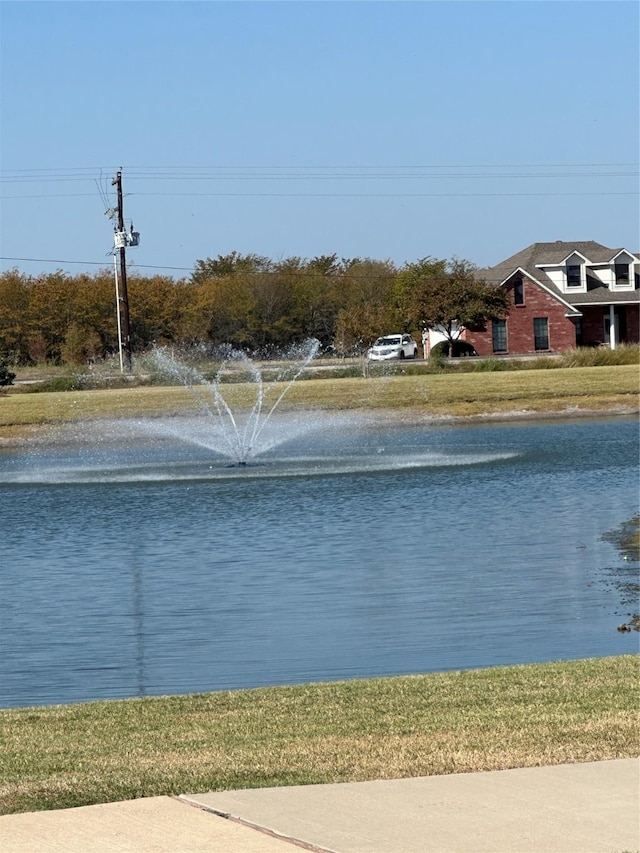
615, 263, 630, 285
566, 265, 581, 287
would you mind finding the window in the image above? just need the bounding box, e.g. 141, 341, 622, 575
492, 319, 507, 353
513, 277, 524, 305
615, 263, 630, 285
534, 317, 549, 351
566, 265, 581, 287
574, 317, 583, 346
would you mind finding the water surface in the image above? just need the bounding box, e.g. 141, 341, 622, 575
1, 414, 637, 708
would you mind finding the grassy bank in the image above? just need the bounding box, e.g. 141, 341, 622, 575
1, 656, 638, 814
1, 364, 638, 440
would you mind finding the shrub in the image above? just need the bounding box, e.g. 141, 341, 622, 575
22, 375, 92, 393
430, 340, 479, 358
471, 358, 509, 372
0, 360, 16, 387
558, 344, 640, 369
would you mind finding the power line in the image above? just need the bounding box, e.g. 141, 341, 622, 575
2, 171, 638, 183
1, 162, 638, 173
2, 191, 637, 200
0, 256, 449, 279
3, 171, 638, 180
0, 256, 194, 272
2, 162, 636, 203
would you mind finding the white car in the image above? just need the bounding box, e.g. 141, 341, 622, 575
368, 334, 419, 361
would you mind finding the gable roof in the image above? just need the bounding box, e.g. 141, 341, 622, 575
476, 241, 639, 308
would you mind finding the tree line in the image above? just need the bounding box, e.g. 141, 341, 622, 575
0, 252, 508, 365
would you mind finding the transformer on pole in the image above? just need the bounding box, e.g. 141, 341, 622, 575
109, 169, 140, 371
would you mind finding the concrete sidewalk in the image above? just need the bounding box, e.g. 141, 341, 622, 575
2, 759, 638, 853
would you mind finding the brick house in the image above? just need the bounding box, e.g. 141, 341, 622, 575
462, 241, 639, 356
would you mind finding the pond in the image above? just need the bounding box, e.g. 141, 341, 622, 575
0, 414, 637, 708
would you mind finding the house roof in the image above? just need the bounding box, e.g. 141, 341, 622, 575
476, 241, 639, 307
565, 288, 638, 305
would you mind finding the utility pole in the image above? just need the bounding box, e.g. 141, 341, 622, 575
112, 170, 133, 370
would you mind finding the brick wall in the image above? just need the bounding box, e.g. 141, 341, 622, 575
466, 275, 577, 356
581, 309, 606, 345
623, 305, 639, 343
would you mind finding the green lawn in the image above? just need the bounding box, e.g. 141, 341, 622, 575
1, 656, 638, 814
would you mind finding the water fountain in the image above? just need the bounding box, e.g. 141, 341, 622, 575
0, 339, 523, 485
148, 338, 322, 466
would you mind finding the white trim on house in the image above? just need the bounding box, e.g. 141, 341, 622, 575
539, 252, 590, 292
500, 267, 582, 316
610, 250, 639, 263
536, 249, 639, 295
609, 252, 637, 291
556, 251, 591, 265
566, 296, 638, 306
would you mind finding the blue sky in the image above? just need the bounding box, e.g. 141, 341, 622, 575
1, 1, 638, 278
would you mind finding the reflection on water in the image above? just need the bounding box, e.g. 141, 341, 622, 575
0, 415, 637, 708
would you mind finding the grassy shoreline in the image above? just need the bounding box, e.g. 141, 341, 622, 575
1, 364, 638, 441
1, 656, 638, 815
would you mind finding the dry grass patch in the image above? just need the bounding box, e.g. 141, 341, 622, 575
1, 656, 637, 814
1, 365, 638, 447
